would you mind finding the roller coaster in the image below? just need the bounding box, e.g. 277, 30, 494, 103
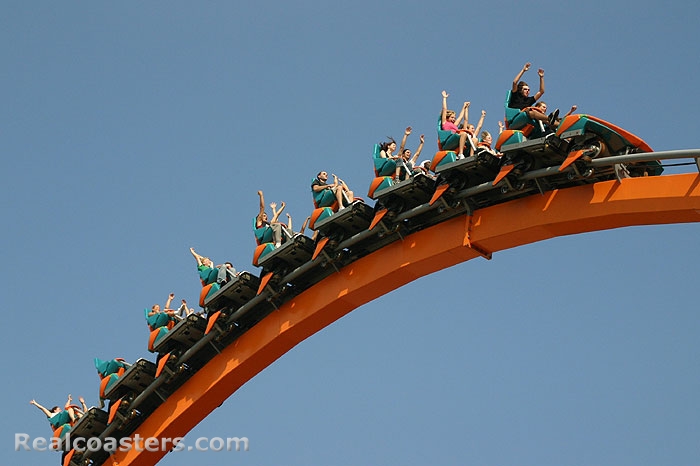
49, 105, 700, 466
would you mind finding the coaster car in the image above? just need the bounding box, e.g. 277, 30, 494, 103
150, 313, 207, 356
60, 407, 112, 466
253, 216, 275, 244
201, 270, 275, 347
366, 171, 437, 236
556, 114, 662, 176
372, 143, 397, 177
309, 177, 368, 243
145, 312, 210, 380
49, 408, 80, 444
309, 200, 374, 239
144, 309, 177, 352
95, 357, 129, 406
102, 359, 156, 404
369, 172, 435, 211
197, 260, 232, 308
102, 358, 160, 432
57, 407, 108, 451
429, 149, 502, 206
309, 200, 375, 262
251, 213, 306, 272
496, 90, 662, 195
203, 271, 261, 314
252, 234, 315, 274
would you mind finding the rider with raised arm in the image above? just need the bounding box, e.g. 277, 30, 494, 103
440, 91, 471, 159
30, 394, 82, 428
189, 248, 238, 285
463, 109, 487, 155
255, 190, 291, 248
395, 127, 425, 181
509, 62, 551, 125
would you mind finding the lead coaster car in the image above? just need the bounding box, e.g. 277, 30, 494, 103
555, 114, 662, 176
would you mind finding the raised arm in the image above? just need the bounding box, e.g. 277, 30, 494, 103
256, 190, 266, 224
270, 201, 285, 223
458, 101, 469, 128
300, 216, 310, 234
64, 394, 77, 422
189, 247, 205, 266
410, 135, 425, 165
441, 90, 449, 125
534, 68, 545, 100
512, 62, 531, 92
164, 293, 174, 310
30, 399, 53, 417
398, 127, 411, 155
474, 110, 486, 137
564, 105, 577, 118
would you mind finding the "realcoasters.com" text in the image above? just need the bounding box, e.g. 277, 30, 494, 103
15, 433, 249, 453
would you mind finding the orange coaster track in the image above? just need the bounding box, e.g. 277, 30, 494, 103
109, 172, 700, 466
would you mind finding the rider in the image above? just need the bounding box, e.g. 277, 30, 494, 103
440, 91, 470, 159
311, 171, 354, 209
189, 248, 238, 286
509, 63, 550, 126
255, 190, 292, 248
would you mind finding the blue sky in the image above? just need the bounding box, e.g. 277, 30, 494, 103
4, 1, 699, 465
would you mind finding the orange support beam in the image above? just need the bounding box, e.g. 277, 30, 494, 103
108, 173, 700, 466
312, 236, 330, 261
493, 164, 515, 186
559, 149, 586, 171
429, 183, 450, 205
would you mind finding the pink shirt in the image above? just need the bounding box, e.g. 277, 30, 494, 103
442, 120, 459, 133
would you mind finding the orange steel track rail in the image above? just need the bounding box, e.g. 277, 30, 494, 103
109, 173, 700, 466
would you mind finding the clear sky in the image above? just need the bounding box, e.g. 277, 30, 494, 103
4, 1, 699, 465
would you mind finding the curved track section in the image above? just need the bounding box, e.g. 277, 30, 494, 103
109, 173, 700, 466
